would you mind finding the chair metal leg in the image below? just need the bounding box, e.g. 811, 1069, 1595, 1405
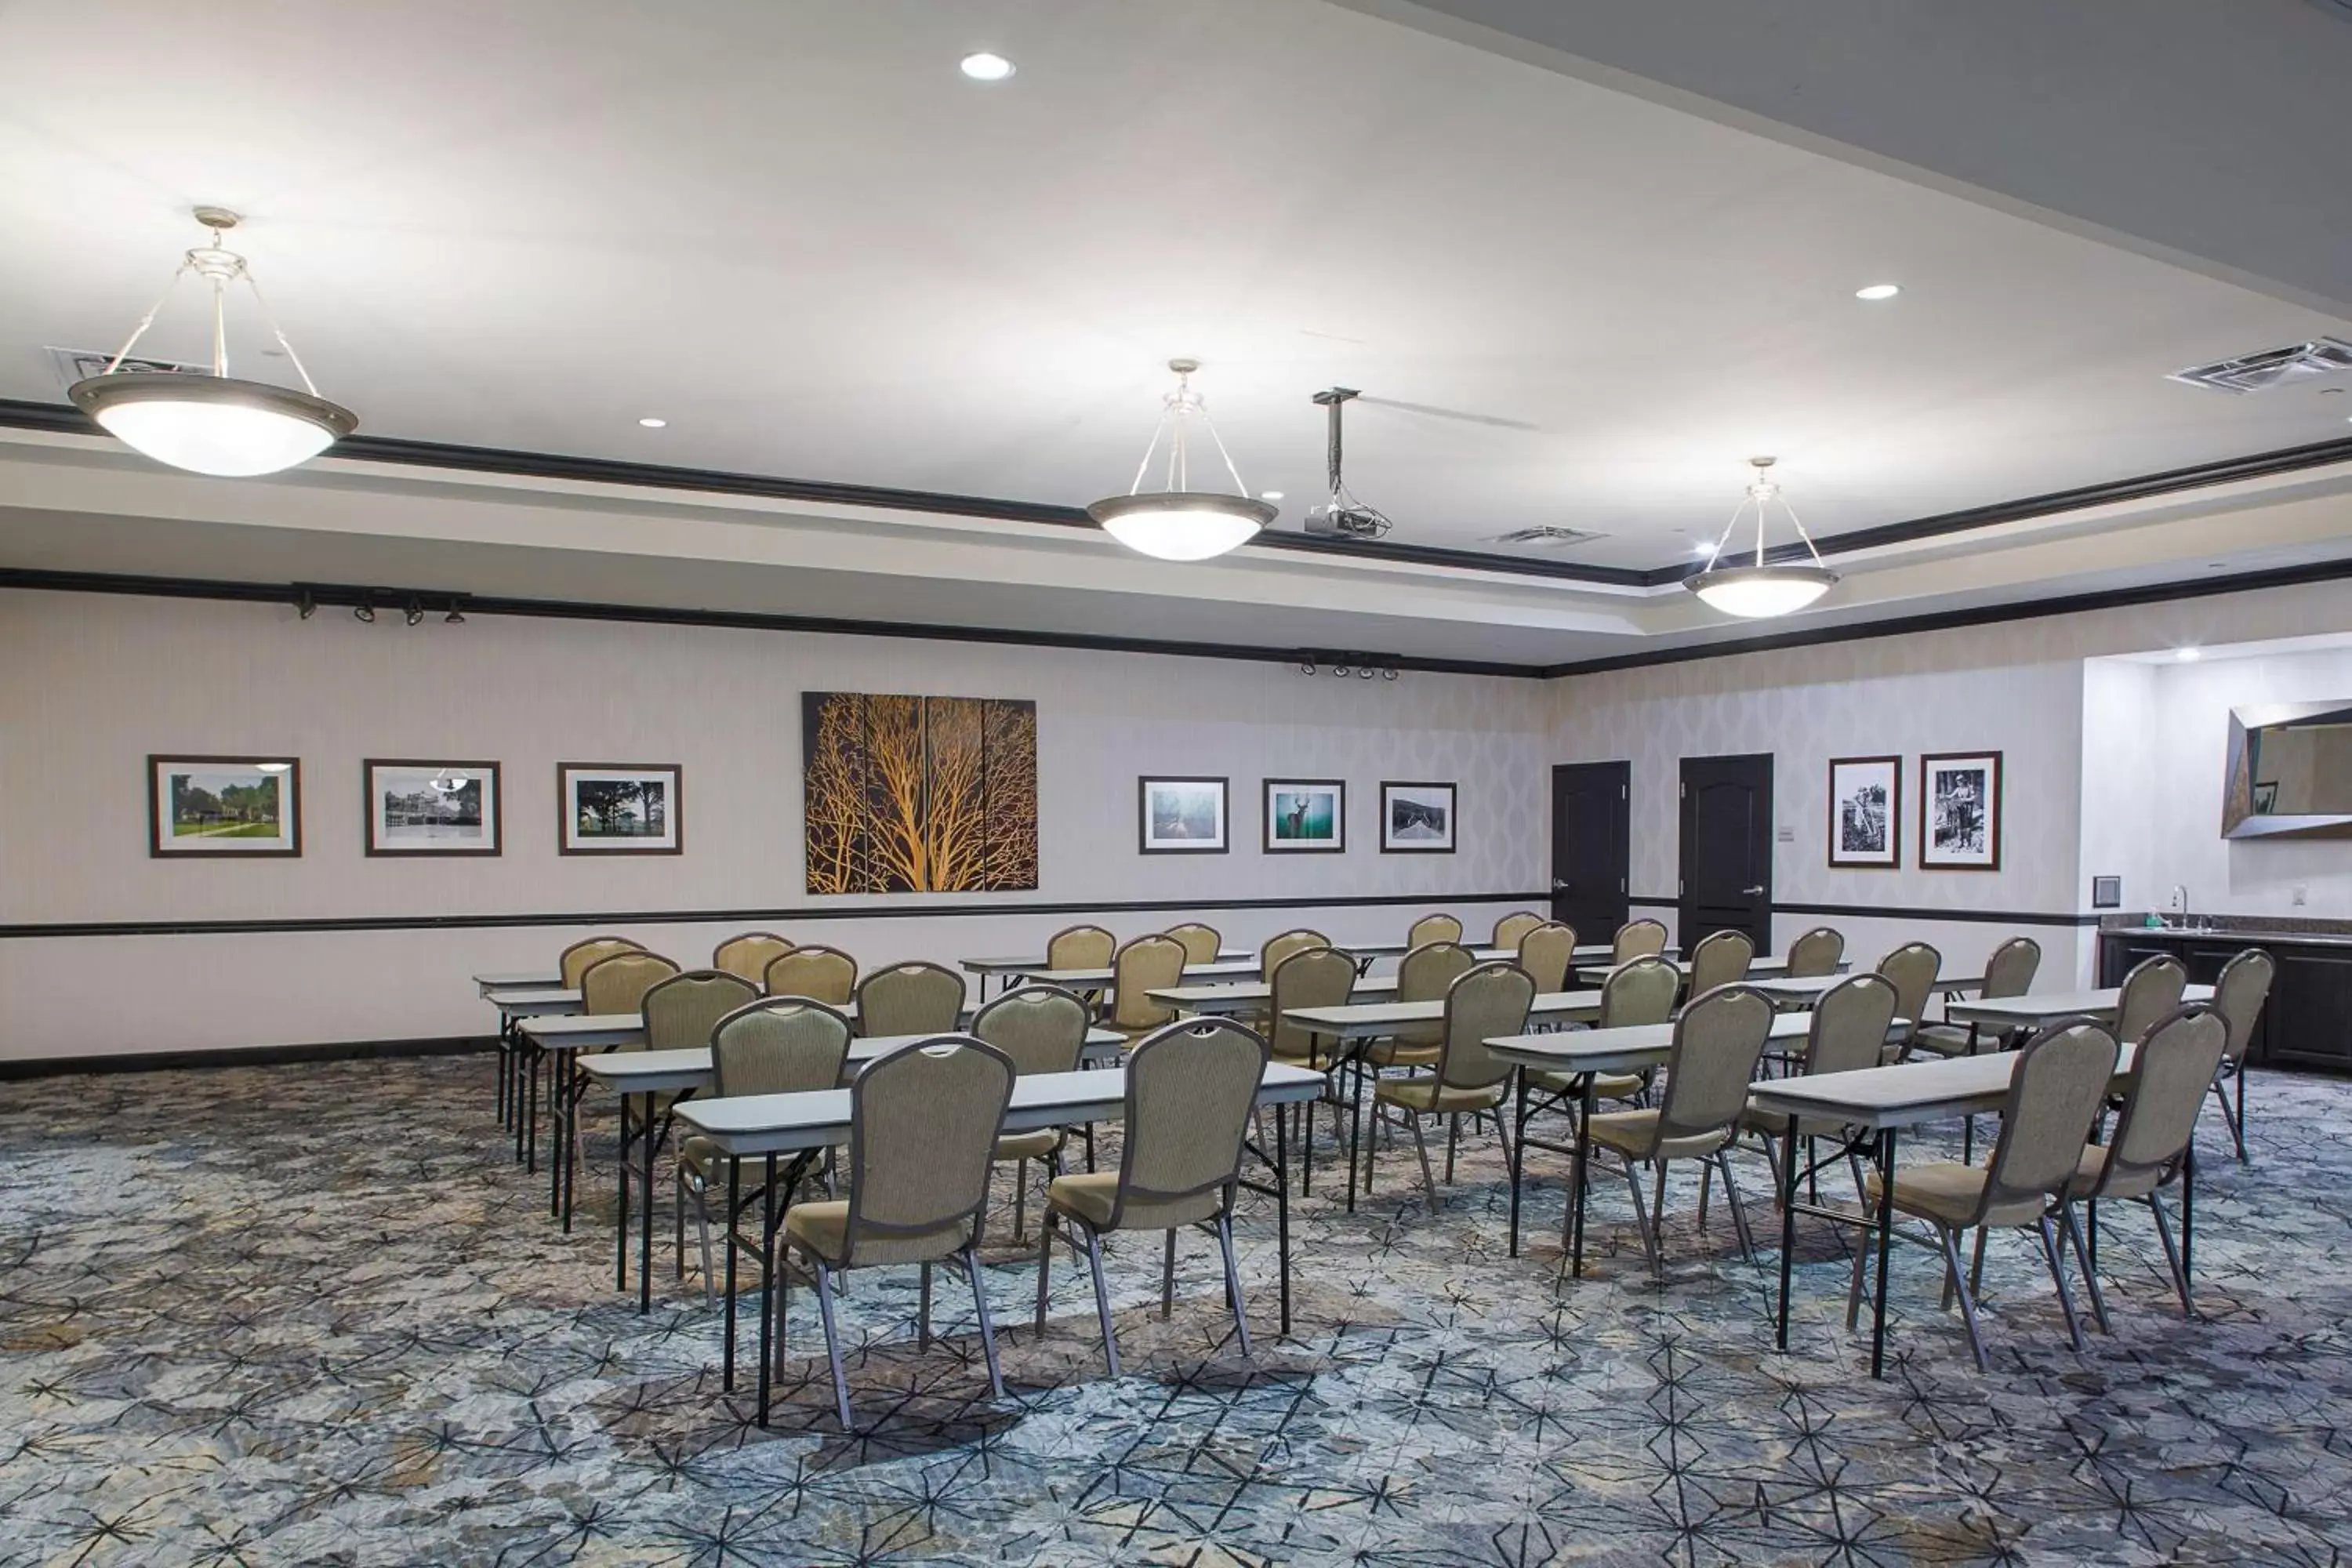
919, 1261, 934, 1351
812, 1260, 853, 1428
1714, 1152, 1756, 1263
1033, 1210, 1055, 1332
2210, 1072, 2249, 1163
1624, 1160, 1662, 1277
1215, 1210, 1252, 1359
1012, 1160, 1029, 1243
1937, 1225, 1991, 1372
1444, 1114, 1459, 1183
1969, 1225, 1989, 1298
1161, 1230, 1177, 1320
2060, 1203, 2111, 1335
691, 1173, 717, 1310
1081, 1224, 1120, 1377
1697, 1159, 1713, 1230
964, 1244, 1007, 1401
2147, 1191, 2196, 1319
1408, 1112, 1439, 1215
1490, 1105, 1512, 1169
1846, 1195, 1873, 1330
2036, 1214, 2089, 1355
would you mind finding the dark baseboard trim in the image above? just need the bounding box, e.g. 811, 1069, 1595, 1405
1625, 895, 2097, 928
0, 890, 1552, 942
0, 1035, 492, 1080
1548, 555, 2352, 677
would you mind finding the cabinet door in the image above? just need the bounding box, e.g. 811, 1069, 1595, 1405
2267, 949, 2352, 1070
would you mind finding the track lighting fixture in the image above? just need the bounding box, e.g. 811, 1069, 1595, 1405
296, 590, 315, 620
353, 596, 376, 624
445, 600, 466, 625
403, 596, 426, 626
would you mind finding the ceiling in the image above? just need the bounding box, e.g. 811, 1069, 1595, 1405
2, 0, 2350, 662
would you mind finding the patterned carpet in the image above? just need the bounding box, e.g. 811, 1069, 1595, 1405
3, 1053, 2349, 1566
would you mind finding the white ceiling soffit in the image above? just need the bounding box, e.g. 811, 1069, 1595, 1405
2, 0, 2350, 583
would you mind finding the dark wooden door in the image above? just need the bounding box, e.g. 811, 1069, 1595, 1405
1550, 761, 1629, 945
1679, 753, 1773, 949
2267, 948, 2352, 1070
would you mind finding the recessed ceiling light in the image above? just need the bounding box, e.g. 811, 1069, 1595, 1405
2176, 647, 2201, 662
1259, 490, 1283, 501
960, 52, 1014, 81
1854, 283, 1901, 301
637, 416, 667, 428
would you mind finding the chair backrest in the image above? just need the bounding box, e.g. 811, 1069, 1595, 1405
840, 1036, 1014, 1265
2094, 1004, 2229, 1195
2114, 953, 2189, 1044
1785, 926, 1846, 978
1044, 924, 1116, 971
2211, 947, 2276, 1065
1491, 910, 1546, 949
1435, 961, 1538, 1091
709, 998, 854, 1096
712, 931, 793, 984
561, 935, 642, 989
1515, 921, 1577, 993
1109, 1017, 1269, 1229
1979, 1021, 2121, 1220
1612, 918, 1669, 964
1163, 922, 1222, 966
641, 969, 760, 1051
579, 950, 680, 1015
1686, 928, 1755, 996
1267, 946, 1358, 1062
971, 985, 1093, 1075
1656, 985, 1777, 1144
1406, 913, 1464, 949
1982, 935, 2042, 999
1394, 939, 1475, 1046
1109, 934, 1187, 1030
1874, 942, 1942, 1036
1258, 927, 1329, 980
1599, 954, 1679, 1029
855, 960, 967, 1038
1804, 973, 1901, 1077
765, 945, 858, 1005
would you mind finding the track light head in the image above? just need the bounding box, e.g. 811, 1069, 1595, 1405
403, 596, 425, 626
296, 590, 315, 620
445, 600, 466, 625
1357, 665, 1375, 679
353, 597, 376, 623
1382, 666, 1399, 681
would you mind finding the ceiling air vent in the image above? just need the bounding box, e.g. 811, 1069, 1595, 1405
2168, 336, 2352, 394
47, 345, 209, 394
1484, 525, 1605, 549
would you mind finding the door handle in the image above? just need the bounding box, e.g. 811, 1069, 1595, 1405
1552, 878, 1569, 891
1743, 885, 1766, 896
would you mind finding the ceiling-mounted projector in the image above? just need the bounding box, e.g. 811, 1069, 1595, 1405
1301, 387, 1395, 540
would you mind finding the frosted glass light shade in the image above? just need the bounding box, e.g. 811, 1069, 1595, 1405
71, 373, 357, 477
1087, 492, 1275, 562
1686, 564, 1838, 618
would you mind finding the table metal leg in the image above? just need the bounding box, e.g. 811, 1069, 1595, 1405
524, 1047, 540, 1172
1570, 1076, 1595, 1278
560, 1065, 579, 1232
1507, 1069, 1528, 1258
1276, 1099, 1292, 1338
757, 1153, 776, 1426
549, 1053, 568, 1218
722, 1159, 742, 1391
1345, 1044, 1365, 1214
615, 1093, 633, 1292
1776, 1112, 1800, 1351
1870, 1126, 1899, 1378
639, 1091, 657, 1313
2181, 1139, 2196, 1301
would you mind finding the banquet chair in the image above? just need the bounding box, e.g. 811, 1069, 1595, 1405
1685, 929, 1755, 1000
1407, 912, 1463, 948
1737, 972, 1900, 1203
561, 935, 643, 988
1369, 963, 1537, 1212
974, 985, 1095, 1243
2113, 953, 2189, 1044
2206, 948, 2274, 1163
580, 950, 681, 1017
764, 945, 858, 1006
1784, 927, 1846, 978
1044, 924, 1116, 971
1911, 935, 2039, 1058
1257, 927, 1329, 982
855, 960, 967, 1037
1164, 922, 1222, 967
779, 1036, 1016, 1428
1365, 941, 1474, 1073
1515, 921, 1577, 993
1105, 935, 1185, 1044
1875, 942, 1942, 1061
1612, 919, 1670, 964
1526, 954, 1679, 1121
1035, 1017, 1268, 1375
1491, 910, 1546, 949
1261, 945, 1357, 1170
712, 931, 793, 985
643, 970, 760, 1052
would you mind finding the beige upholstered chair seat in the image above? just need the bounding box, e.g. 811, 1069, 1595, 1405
1864, 1162, 2045, 1229
1586, 1106, 1732, 1162
1366, 1038, 1440, 1068
1043, 1170, 1121, 1227
782, 1199, 971, 1266
994, 1128, 1061, 1162
2070, 1143, 2165, 1201
1528, 1066, 1643, 1102
1377, 1076, 1504, 1114
1046, 1167, 1224, 1231
1737, 1102, 1851, 1142
1907, 1022, 1977, 1056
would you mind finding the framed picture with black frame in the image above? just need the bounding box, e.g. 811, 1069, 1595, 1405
1379, 780, 1456, 854
148, 755, 302, 857
1919, 750, 2002, 870
365, 759, 502, 856
1138, 775, 1229, 855
1263, 778, 1345, 854
1826, 755, 1900, 868
559, 762, 682, 855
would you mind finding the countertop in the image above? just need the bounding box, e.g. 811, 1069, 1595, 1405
2105, 924, 2352, 950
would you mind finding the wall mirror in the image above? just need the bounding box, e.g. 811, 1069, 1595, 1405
2223, 700, 2352, 838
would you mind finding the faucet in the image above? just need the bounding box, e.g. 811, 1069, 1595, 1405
2168, 885, 2190, 930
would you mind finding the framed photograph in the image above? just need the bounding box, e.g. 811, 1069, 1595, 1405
149, 755, 301, 857
1380, 780, 1456, 854
559, 763, 682, 855
1920, 751, 2002, 870
365, 760, 501, 856
1264, 779, 1345, 854
2091, 874, 2123, 909
1138, 775, 1228, 855
1826, 755, 1901, 868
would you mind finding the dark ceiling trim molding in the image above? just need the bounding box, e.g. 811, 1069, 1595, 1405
1545, 555, 2352, 677
0, 566, 1545, 679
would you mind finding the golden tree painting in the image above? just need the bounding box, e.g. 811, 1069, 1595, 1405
803, 692, 1038, 892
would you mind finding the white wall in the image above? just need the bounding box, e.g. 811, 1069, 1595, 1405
0, 590, 1552, 1061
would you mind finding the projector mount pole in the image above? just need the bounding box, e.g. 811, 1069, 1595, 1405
1312, 387, 1359, 503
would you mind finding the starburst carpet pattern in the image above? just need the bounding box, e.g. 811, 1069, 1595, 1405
4, 1055, 2351, 1566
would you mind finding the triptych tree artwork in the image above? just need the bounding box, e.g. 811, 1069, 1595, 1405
801, 692, 1039, 892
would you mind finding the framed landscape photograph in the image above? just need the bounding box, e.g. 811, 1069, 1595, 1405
1920, 751, 2002, 870
1264, 778, 1345, 854
149, 755, 300, 857
559, 763, 681, 855
1380, 780, 1456, 854
1138, 775, 1228, 855
1826, 755, 1900, 868
366, 760, 500, 856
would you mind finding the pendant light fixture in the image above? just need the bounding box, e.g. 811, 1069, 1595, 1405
69, 208, 357, 477
1087, 358, 1275, 562
1685, 456, 1839, 618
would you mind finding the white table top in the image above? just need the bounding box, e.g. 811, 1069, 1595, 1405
1148, 976, 1403, 1014
1282, 989, 1608, 1038
1483, 1011, 1850, 1075
575, 1027, 1127, 1094
1740, 972, 1983, 1003
960, 948, 1251, 975
477, 970, 561, 996
1747, 1036, 2150, 1131
1011, 956, 1265, 987
486, 986, 584, 1014
673, 1062, 1326, 1158
1945, 983, 2212, 1028
1571, 955, 1809, 984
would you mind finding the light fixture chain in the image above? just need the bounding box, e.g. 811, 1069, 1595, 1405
241, 274, 326, 398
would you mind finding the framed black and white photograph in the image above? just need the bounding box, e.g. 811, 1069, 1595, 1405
1920, 750, 2002, 870
1380, 780, 1456, 854
1263, 778, 1345, 854
365, 760, 500, 855
149, 755, 301, 857
559, 763, 682, 855
1138, 775, 1229, 855
1826, 755, 1901, 868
